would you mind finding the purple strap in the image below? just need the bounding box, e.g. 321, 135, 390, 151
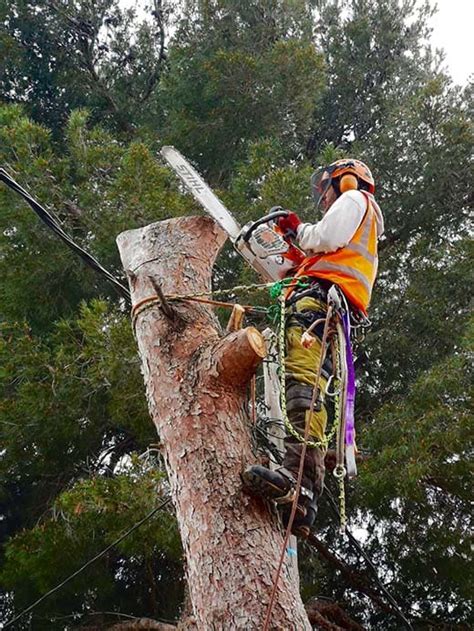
342, 311, 356, 449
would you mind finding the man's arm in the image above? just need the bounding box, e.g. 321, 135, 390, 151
297, 190, 367, 254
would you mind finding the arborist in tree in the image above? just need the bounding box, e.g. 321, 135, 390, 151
243, 159, 384, 537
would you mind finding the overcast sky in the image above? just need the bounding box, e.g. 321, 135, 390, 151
428, 0, 473, 84
121, 0, 473, 86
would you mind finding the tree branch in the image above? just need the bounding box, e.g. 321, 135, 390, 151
140, 0, 167, 102
306, 533, 402, 619
306, 600, 365, 631
49, 0, 134, 133
108, 619, 175, 630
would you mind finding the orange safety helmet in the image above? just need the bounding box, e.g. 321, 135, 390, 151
311, 158, 375, 206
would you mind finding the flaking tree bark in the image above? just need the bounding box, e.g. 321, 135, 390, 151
117, 216, 311, 630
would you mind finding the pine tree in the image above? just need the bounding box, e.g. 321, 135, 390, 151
0, 0, 472, 627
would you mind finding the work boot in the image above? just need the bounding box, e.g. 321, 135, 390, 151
241, 465, 311, 521
283, 411, 326, 497
279, 409, 326, 537
280, 495, 318, 539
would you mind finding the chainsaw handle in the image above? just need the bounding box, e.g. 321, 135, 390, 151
241, 207, 289, 242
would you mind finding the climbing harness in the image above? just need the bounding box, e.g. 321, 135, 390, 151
262, 281, 357, 630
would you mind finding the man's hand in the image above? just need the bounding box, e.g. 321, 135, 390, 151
275, 212, 301, 238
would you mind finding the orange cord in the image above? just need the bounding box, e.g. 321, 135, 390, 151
250, 375, 257, 425
131, 293, 262, 329
262, 304, 334, 631
173, 295, 259, 311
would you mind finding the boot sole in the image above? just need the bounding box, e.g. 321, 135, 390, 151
242, 468, 291, 501
242, 469, 307, 520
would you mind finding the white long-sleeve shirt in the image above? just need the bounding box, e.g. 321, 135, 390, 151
296, 190, 385, 254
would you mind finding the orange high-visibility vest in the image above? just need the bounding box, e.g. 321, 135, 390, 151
295, 193, 378, 314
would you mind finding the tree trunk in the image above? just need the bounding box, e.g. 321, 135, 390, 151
117, 216, 311, 630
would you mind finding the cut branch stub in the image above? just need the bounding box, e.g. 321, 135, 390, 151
211, 326, 267, 386
226, 303, 246, 333
117, 216, 311, 631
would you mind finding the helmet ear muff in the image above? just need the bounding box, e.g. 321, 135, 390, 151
340, 174, 358, 193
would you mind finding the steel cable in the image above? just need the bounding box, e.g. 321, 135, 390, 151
0, 168, 131, 302
3, 497, 172, 629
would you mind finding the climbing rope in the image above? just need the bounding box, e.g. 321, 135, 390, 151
250, 375, 257, 426
276, 289, 341, 452
263, 286, 351, 630
262, 295, 333, 631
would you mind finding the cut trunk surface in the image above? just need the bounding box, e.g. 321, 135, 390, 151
117, 216, 311, 630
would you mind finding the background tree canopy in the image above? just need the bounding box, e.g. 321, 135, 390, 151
0, 0, 472, 628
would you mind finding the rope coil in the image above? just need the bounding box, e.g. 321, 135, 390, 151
271, 282, 350, 535
277, 292, 342, 452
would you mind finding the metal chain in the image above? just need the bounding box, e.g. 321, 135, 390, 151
278, 292, 339, 450
165, 279, 290, 302
277, 289, 348, 531
162, 276, 312, 307
333, 319, 348, 533
336, 471, 347, 534
166, 284, 269, 300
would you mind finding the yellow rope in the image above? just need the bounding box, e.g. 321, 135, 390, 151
278, 293, 339, 450
277, 291, 347, 532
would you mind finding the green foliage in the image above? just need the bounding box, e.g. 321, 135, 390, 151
0, 0, 472, 627
310, 0, 437, 150
1, 465, 182, 626
352, 323, 473, 623
0, 105, 195, 330
162, 39, 324, 181
0, 0, 167, 134
0, 299, 183, 626
0, 299, 152, 512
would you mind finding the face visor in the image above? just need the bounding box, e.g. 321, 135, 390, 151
311, 166, 334, 207
311, 160, 359, 207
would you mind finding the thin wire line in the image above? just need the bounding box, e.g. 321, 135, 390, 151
324, 488, 413, 630
0, 168, 131, 302
3, 497, 172, 629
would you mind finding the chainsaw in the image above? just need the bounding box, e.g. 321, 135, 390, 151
161, 146, 302, 281
162, 147, 358, 481
161, 145, 297, 483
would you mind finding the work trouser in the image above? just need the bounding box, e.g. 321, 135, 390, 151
283, 294, 330, 498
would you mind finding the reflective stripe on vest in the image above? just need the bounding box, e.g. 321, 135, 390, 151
310, 260, 372, 293
345, 242, 377, 264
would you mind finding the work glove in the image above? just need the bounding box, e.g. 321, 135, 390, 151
276, 212, 302, 239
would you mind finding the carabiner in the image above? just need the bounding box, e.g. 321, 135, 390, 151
325, 374, 341, 398
333, 464, 347, 479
